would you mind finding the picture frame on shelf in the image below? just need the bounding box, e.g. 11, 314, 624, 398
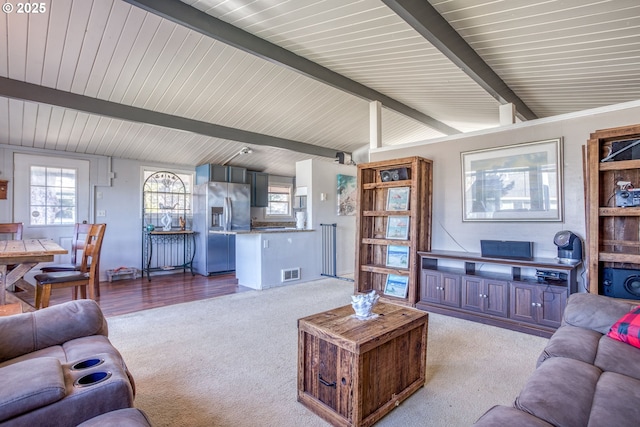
386, 216, 410, 240
386, 245, 409, 269
384, 274, 409, 298
386, 187, 410, 211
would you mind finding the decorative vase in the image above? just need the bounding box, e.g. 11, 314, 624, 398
351, 291, 380, 319
161, 212, 172, 231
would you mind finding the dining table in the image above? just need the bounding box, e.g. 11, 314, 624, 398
0, 239, 67, 306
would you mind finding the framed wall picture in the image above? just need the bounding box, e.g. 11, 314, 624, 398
461, 138, 563, 221
384, 274, 409, 298
386, 245, 409, 269
386, 216, 410, 240
386, 187, 410, 211
336, 174, 357, 216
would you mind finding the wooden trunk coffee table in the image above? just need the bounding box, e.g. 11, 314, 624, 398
297, 301, 428, 427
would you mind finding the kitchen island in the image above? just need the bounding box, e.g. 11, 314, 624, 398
211, 228, 318, 290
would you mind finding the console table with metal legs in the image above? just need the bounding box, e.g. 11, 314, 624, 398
143, 230, 196, 281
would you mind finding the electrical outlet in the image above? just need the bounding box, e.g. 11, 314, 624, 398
97, 210, 106, 217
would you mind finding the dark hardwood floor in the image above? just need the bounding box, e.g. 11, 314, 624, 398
9, 272, 251, 317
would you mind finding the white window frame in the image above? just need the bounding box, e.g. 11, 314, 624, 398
266, 183, 294, 218
28, 165, 78, 226
14, 153, 91, 232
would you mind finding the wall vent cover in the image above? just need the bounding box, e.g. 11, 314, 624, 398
281, 268, 301, 282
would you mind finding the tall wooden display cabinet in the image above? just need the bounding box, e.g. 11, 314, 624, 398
586, 124, 640, 295
354, 156, 433, 307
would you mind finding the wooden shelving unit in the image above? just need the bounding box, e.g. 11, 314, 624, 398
586, 124, 640, 294
354, 156, 432, 307
417, 250, 581, 337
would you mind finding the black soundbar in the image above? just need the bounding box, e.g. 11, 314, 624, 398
480, 240, 534, 260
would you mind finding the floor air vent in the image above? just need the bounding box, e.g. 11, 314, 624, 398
281, 268, 300, 282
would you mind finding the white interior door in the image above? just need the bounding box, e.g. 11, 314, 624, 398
13, 153, 90, 264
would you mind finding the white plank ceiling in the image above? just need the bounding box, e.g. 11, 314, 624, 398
0, 0, 639, 176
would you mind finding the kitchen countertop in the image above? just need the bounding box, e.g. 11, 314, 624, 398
209, 228, 314, 234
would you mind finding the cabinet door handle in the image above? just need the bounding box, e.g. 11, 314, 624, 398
318, 374, 336, 388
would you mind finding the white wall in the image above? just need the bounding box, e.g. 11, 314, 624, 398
97, 158, 146, 271
98, 158, 202, 275
296, 159, 357, 277
0, 148, 195, 280
369, 100, 640, 290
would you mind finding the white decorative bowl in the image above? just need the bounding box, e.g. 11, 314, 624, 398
351, 291, 380, 319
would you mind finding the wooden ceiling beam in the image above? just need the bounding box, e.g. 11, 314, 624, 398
383, 0, 538, 121
123, 0, 461, 136
0, 77, 340, 159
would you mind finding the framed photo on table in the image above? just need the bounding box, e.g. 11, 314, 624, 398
386, 216, 410, 240
386, 245, 409, 269
386, 187, 410, 211
384, 274, 409, 298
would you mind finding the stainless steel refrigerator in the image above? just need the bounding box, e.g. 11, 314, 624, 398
193, 182, 251, 275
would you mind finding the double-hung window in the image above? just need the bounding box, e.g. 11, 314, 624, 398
267, 184, 293, 217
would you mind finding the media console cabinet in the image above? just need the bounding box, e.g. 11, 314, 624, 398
417, 250, 582, 337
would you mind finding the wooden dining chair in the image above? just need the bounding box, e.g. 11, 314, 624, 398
34, 223, 106, 309
0, 223, 23, 240
39, 223, 101, 295
0, 223, 24, 272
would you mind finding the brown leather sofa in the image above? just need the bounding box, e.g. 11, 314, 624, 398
0, 300, 136, 426
473, 293, 640, 427
77, 408, 153, 426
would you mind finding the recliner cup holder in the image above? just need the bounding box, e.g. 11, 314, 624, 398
74, 371, 112, 387
71, 358, 104, 370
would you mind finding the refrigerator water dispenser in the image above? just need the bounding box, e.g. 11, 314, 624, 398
211, 207, 223, 228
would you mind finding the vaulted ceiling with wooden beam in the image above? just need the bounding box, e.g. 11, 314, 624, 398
1, 0, 639, 176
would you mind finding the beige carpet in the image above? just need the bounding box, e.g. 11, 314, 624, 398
107, 278, 548, 427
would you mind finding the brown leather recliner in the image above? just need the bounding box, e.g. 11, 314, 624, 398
0, 300, 136, 426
